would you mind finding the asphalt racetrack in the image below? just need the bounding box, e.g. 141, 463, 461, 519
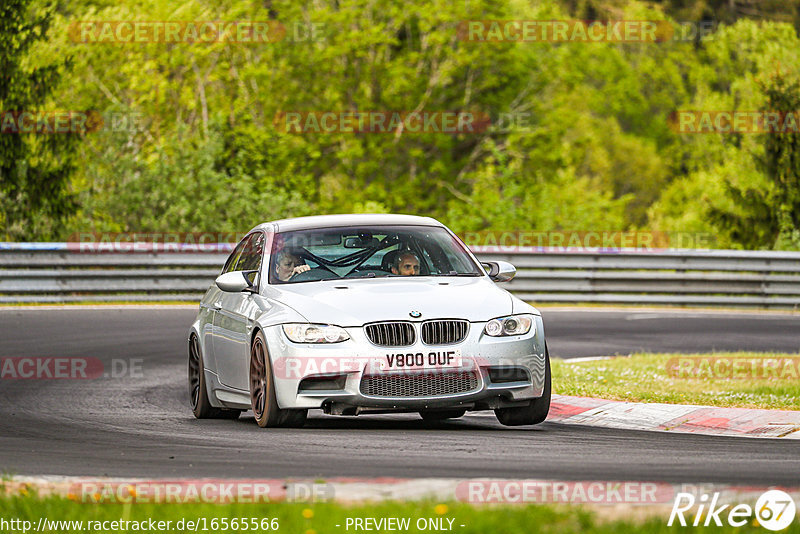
0, 307, 798, 484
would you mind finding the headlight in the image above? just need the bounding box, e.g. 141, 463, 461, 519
484, 314, 534, 337
282, 324, 350, 343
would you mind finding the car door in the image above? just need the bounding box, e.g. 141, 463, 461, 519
203, 238, 247, 375
212, 231, 264, 391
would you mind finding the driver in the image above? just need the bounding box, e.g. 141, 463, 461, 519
391, 251, 420, 276
275, 249, 311, 281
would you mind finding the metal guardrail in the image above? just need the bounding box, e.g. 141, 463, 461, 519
1, 243, 799, 308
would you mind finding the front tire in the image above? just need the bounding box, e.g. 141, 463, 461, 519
495, 347, 551, 426
188, 335, 241, 420
249, 331, 307, 428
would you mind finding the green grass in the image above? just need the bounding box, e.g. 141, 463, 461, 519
0, 493, 790, 534
552, 352, 800, 410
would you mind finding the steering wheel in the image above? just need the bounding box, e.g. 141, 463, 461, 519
289, 265, 339, 282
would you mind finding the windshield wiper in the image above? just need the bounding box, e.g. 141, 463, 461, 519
343, 273, 391, 280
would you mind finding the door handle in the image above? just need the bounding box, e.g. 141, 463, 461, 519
212, 302, 222, 311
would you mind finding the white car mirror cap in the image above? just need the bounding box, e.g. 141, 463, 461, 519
484, 261, 516, 282
215, 271, 253, 293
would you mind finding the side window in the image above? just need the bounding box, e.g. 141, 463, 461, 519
235, 232, 265, 284
221, 238, 247, 274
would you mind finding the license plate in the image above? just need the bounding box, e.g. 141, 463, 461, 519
380, 349, 462, 370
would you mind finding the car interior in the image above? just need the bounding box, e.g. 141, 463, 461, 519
269, 227, 478, 283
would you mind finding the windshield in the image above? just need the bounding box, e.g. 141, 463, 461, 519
268, 225, 483, 284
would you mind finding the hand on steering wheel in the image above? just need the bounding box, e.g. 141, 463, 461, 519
290, 264, 311, 278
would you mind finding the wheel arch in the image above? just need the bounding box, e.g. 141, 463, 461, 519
250, 325, 264, 347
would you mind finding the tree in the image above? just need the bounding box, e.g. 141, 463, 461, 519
702, 69, 800, 250
0, 0, 78, 240
762, 70, 800, 249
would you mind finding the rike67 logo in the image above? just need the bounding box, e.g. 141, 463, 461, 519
669, 490, 796, 531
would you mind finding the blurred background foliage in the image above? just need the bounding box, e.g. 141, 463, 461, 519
2, 0, 800, 249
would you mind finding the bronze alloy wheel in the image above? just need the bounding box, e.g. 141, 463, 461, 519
250, 334, 269, 422
188, 334, 241, 420
249, 330, 307, 428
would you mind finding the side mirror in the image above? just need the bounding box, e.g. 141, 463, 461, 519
215, 271, 258, 293
482, 261, 516, 282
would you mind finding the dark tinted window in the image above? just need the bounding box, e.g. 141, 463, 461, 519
221, 238, 247, 274
235, 232, 265, 285
236, 232, 265, 272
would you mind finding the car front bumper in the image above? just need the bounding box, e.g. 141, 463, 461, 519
263, 316, 547, 413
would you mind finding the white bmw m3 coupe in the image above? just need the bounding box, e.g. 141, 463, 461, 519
188, 214, 550, 428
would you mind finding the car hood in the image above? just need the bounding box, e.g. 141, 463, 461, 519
268, 276, 513, 325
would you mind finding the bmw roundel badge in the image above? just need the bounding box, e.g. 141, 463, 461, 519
409, 310, 422, 318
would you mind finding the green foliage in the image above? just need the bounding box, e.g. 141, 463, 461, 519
700, 61, 800, 250
649, 19, 800, 249
762, 71, 800, 249
651, 0, 800, 32
0, 0, 79, 240
4, 0, 800, 247
70, 122, 315, 233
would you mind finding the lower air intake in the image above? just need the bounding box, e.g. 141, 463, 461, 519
360, 371, 479, 397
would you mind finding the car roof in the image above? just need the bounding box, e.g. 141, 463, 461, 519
250, 214, 443, 233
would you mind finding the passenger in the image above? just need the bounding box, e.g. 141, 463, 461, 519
391, 251, 421, 276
